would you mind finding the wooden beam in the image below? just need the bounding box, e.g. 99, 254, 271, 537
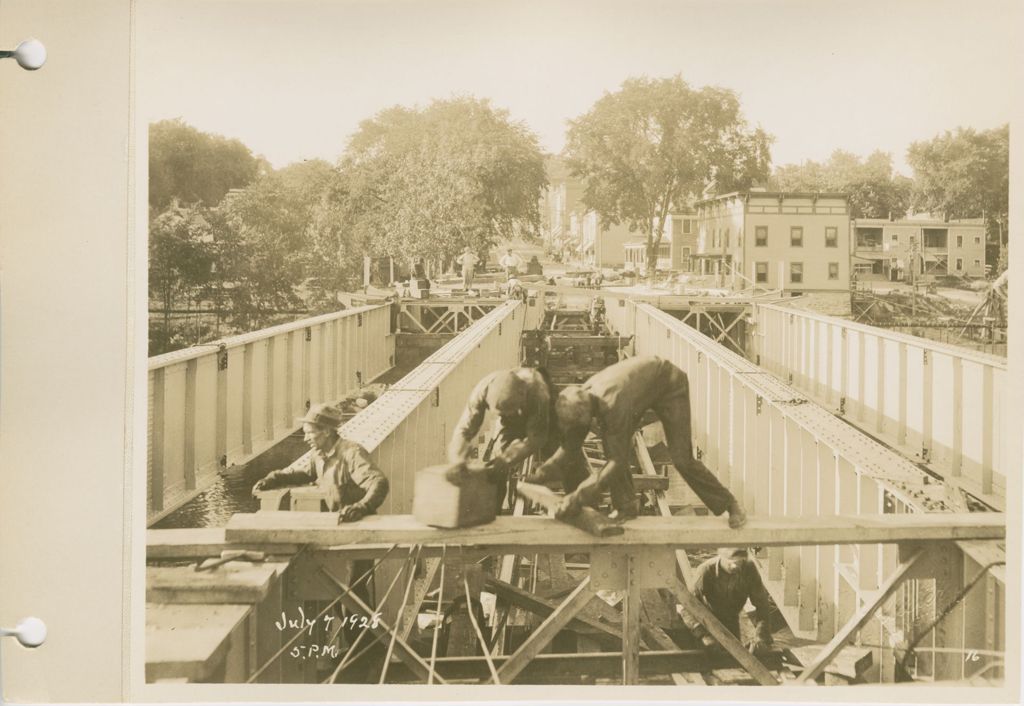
221, 512, 1005, 554
634, 433, 695, 588
670, 578, 779, 686
385, 648, 742, 683
497, 577, 598, 683
484, 576, 622, 642
622, 556, 642, 684
794, 547, 924, 684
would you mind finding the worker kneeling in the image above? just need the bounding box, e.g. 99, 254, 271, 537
252, 403, 389, 523
680, 547, 777, 657
532, 356, 746, 527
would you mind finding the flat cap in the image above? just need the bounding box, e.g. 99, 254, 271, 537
299, 402, 345, 428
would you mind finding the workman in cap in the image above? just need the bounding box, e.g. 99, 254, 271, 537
533, 356, 746, 526
679, 547, 777, 656
447, 367, 562, 512
252, 402, 389, 523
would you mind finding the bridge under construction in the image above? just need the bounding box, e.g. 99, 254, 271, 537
145, 286, 1010, 687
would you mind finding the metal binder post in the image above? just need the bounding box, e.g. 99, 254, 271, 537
0, 618, 46, 705
0, 39, 46, 70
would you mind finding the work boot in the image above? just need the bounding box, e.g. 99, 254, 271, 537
608, 500, 639, 522
727, 500, 747, 529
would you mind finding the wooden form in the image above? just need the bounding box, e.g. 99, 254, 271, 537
147, 304, 393, 525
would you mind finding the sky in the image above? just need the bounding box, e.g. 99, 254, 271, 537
139, 0, 1018, 176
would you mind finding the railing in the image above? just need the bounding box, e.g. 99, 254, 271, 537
147, 304, 394, 524
604, 297, 1005, 682
749, 302, 1011, 508
340, 300, 539, 513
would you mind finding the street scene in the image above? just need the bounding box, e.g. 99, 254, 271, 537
144, 0, 1012, 692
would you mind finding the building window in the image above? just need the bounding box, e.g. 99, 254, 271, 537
956, 235, 963, 248
891, 233, 898, 241
790, 262, 803, 283
955, 257, 964, 270
755, 226, 767, 246
791, 226, 803, 247
725, 228, 730, 249
975, 236, 981, 245
683, 219, 692, 234
828, 262, 839, 280
755, 262, 768, 283
974, 259, 981, 268
825, 226, 838, 248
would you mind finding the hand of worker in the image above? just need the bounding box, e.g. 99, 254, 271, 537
553, 492, 583, 520
252, 476, 280, 494
484, 457, 510, 482
701, 634, 721, 652
444, 462, 470, 485
748, 637, 773, 657
337, 504, 367, 523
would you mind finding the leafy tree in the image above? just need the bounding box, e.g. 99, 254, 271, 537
148, 202, 218, 350
214, 161, 340, 326
564, 75, 772, 281
907, 125, 1009, 252
772, 150, 913, 219
342, 98, 547, 268
149, 118, 267, 211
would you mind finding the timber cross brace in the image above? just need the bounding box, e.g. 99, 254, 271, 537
149, 510, 1004, 686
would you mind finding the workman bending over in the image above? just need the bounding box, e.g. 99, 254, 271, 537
680, 547, 777, 656
533, 355, 746, 526
253, 402, 389, 523
447, 367, 559, 512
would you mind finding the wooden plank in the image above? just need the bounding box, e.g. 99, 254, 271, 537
622, 556, 642, 685
498, 578, 597, 683
221, 512, 1005, 553
794, 547, 924, 684
671, 672, 708, 685
670, 578, 779, 686
515, 482, 624, 538
146, 563, 287, 605
389, 647, 741, 682
485, 576, 622, 641
147, 528, 301, 560
146, 603, 250, 683
634, 432, 695, 588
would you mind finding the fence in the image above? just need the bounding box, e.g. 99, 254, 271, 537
749, 302, 1011, 508
148, 304, 393, 524
603, 297, 1005, 682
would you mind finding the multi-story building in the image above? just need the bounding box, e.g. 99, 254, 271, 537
577, 211, 635, 268
622, 212, 698, 274
693, 190, 851, 292
542, 157, 584, 258
851, 216, 986, 281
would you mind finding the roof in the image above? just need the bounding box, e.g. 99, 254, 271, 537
696, 190, 848, 206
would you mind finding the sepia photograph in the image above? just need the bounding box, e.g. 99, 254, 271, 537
139, 0, 1015, 696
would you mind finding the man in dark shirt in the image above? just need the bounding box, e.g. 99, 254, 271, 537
680, 547, 777, 655
535, 356, 745, 526
447, 368, 561, 511
253, 403, 389, 522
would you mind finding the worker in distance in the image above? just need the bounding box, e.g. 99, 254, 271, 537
252, 402, 389, 523
446, 367, 562, 512
530, 355, 747, 527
